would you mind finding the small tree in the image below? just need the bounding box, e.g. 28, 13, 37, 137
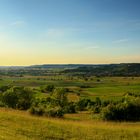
0, 85, 11, 92
75, 98, 91, 111
2, 89, 18, 108
51, 88, 68, 107
40, 85, 55, 93
95, 97, 101, 106
2, 86, 34, 110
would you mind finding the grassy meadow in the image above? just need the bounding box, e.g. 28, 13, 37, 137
0, 75, 140, 139
1, 76, 140, 100
0, 108, 140, 140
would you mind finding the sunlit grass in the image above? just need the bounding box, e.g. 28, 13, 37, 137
0, 108, 140, 140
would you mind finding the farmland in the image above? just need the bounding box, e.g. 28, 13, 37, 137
0, 65, 140, 139
0, 75, 140, 100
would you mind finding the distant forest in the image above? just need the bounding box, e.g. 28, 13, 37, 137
63, 63, 140, 77
0, 63, 140, 77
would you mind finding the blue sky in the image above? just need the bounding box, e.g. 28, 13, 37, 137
0, 0, 140, 65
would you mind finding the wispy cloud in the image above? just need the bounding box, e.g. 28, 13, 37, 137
85, 46, 100, 49
44, 28, 83, 38
10, 20, 26, 27
112, 39, 129, 44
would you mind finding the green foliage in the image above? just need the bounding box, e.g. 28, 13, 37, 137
44, 107, 64, 117
92, 106, 101, 114
29, 106, 45, 116
2, 86, 34, 110
75, 97, 102, 111
2, 89, 18, 108
125, 92, 140, 97
63, 63, 140, 76
0, 85, 11, 92
75, 98, 92, 111
79, 85, 91, 88
34, 88, 68, 108
40, 84, 55, 93
102, 98, 140, 121
51, 88, 68, 107
63, 102, 76, 113
29, 105, 64, 117
95, 97, 102, 106
29, 88, 68, 117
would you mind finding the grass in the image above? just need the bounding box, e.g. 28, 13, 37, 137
86, 84, 140, 100
0, 76, 140, 139
0, 108, 140, 140
1, 76, 140, 101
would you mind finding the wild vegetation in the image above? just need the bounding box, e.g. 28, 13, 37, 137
0, 64, 140, 139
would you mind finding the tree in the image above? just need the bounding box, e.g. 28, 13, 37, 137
2, 86, 34, 110
40, 85, 55, 93
0, 85, 11, 92
51, 88, 68, 107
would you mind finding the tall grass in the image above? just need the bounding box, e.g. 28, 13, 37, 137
0, 108, 140, 140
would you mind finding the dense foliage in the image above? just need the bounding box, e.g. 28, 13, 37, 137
102, 98, 140, 121
63, 63, 140, 77
0, 83, 140, 120
2, 86, 34, 110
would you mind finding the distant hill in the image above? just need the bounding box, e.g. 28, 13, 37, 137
63, 63, 140, 76
0, 63, 140, 76
28, 64, 100, 69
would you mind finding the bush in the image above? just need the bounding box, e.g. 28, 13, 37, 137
40, 85, 55, 93
92, 106, 101, 114
95, 97, 102, 106
102, 100, 111, 107
51, 88, 68, 107
0, 85, 11, 92
75, 98, 92, 111
29, 106, 45, 116
45, 107, 64, 117
2, 86, 34, 110
79, 85, 91, 88
2, 89, 18, 108
0, 100, 5, 107
63, 102, 76, 113
102, 98, 140, 121
29, 106, 64, 117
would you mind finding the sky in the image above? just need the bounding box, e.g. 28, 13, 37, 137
0, 0, 140, 66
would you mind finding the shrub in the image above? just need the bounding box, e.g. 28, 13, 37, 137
92, 106, 101, 114
102, 100, 111, 107
2, 86, 34, 110
29, 106, 45, 116
0, 100, 5, 107
44, 107, 64, 117
2, 89, 18, 108
75, 98, 92, 111
29, 106, 64, 117
63, 102, 76, 113
0, 85, 11, 92
79, 85, 91, 88
102, 98, 140, 121
95, 97, 102, 106
51, 88, 68, 107
40, 85, 55, 93
96, 79, 101, 82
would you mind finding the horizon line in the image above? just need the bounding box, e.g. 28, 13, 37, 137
0, 62, 140, 67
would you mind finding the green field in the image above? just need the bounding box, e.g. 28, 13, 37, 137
1, 76, 140, 100
0, 76, 140, 139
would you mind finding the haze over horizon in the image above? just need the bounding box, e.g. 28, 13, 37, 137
0, 0, 140, 66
